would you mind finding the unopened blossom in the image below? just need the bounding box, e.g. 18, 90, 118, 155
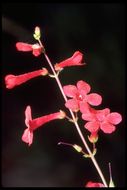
22, 106, 66, 146
16, 42, 43, 56
63, 80, 102, 112
85, 181, 105, 187
54, 51, 85, 71
81, 104, 122, 134
33, 26, 41, 40
5, 68, 48, 89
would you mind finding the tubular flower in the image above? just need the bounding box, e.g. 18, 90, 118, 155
5, 68, 48, 89
63, 80, 102, 112
85, 181, 105, 187
16, 42, 43, 56
22, 106, 66, 146
54, 51, 85, 71
81, 104, 122, 134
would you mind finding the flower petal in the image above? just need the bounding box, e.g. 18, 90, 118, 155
87, 93, 102, 106
63, 85, 78, 98
16, 42, 33, 51
100, 122, 116, 133
77, 80, 91, 94
107, 112, 122, 125
71, 51, 83, 64
86, 181, 105, 187
25, 106, 32, 127
5, 75, 16, 89
22, 128, 33, 146
84, 121, 100, 133
82, 112, 95, 121
96, 108, 110, 121
65, 99, 79, 112
79, 101, 90, 113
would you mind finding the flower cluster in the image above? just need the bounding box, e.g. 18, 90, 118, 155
63, 80, 122, 142
4, 26, 123, 187
4, 41, 86, 146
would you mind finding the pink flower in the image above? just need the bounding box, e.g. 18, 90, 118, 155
22, 106, 66, 146
85, 181, 105, 187
63, 80, 102, 112
5, 68, 48, 89
16, 42, 43, 56
81, 104, 122, 134
54, 51, 85, 71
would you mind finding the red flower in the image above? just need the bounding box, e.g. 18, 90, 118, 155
54, 51, 85, 71
22, 106, 66, 146
16, 42, 43, 56
81, 104, 122, 134
85, 181, 105, 187
63, 80, 102, 112
5, 68, 48, 89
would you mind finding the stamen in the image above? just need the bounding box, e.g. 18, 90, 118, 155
58, 141, 73, 147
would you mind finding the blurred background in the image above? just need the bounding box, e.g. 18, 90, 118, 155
2, 3, 125, 187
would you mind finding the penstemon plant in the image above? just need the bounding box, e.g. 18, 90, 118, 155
4, 26, 122, 187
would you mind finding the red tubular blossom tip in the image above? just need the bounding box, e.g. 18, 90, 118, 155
22, 106, 66, 146
5, 68, 48, 89
54, 51, 85, 71
85, 181, 105, 187
16, 42, 43, 57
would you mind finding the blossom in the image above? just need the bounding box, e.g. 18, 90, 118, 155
5, 68, 48, 89
54, 51, 85, 71
81, 104, 122, 134
22, 106, 66, 146
16, 42, 43, 56
85, 181, 105, 187
63, 80, 102, 112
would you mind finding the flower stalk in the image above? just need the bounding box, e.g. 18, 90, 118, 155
37, 39, 108, 187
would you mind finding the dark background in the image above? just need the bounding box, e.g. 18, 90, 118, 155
2, 3, 125, 187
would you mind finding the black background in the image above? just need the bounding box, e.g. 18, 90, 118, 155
2, 3, 125, 187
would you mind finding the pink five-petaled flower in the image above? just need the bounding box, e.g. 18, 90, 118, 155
54, 51, 85, 71
22, 106, 66, 146
81, 104, 122, 134
63, 80, 102, 112
85, 181, 105, 187
5, 68, 48, 89
16, 42, 43, 56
